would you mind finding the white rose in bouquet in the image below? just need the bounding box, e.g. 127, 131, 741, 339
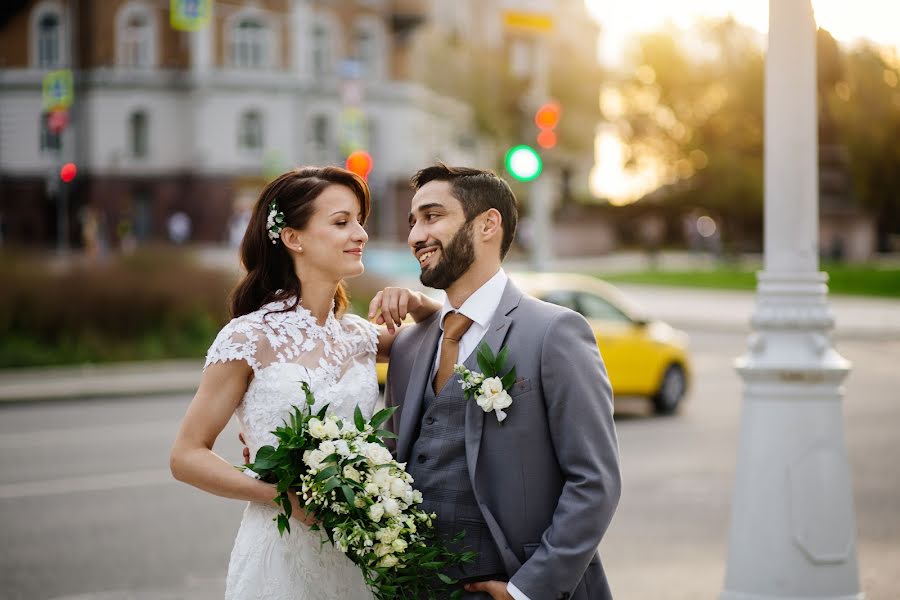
375, 527, 399, 543
364, 482, 380, 496
319, 440, 336, 456
333, 439, 351, 457
382, 497, 401, 518
372, 467, 392, 490
365, 443, 393, 465
323, 418, 341, 439
375, 543, 393, 557
308, 418, 328, 439
378, 554, 399, 568
343, 465, 361, 483
368, 503, 385, 523
389, 478, 411, 499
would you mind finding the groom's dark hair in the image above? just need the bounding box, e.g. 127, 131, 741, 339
411, 163, 518, 259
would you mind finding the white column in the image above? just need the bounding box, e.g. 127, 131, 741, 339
721, 2, 863, 599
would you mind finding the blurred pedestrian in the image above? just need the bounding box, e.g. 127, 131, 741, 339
167, 211, 192, 245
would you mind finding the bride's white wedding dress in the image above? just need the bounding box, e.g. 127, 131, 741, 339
204, 298, 379, 600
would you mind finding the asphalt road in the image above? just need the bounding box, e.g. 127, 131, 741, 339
1, 331, 897, 600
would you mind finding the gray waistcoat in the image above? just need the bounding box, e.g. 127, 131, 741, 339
406, 377, 505, 582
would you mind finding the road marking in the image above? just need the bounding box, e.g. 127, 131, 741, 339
0, 468, 174, 499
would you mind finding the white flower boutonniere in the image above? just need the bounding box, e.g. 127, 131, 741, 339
453, 342, 517, 424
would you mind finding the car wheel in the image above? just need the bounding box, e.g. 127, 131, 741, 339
652, 364, 686, 415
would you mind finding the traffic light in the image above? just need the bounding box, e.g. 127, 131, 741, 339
345, 150, 373, 180
60, 162, 77, 183
534, 101, 561, 149
505, 145, 542, 182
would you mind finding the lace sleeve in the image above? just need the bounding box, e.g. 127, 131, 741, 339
204, 316, 262, 373
343, 313, 379, 358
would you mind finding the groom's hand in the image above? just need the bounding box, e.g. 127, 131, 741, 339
463, 581, 514, 600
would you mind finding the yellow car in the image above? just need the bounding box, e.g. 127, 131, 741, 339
377, 272, 691, 414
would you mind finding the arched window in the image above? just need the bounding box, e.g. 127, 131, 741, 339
239, 110, 264, 152
37, 12, 61, 68
232, 18, 270, 69
117, 4, 156, 68
130, 111, 148, 158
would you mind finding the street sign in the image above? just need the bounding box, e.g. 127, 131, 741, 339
170, 0, 211, 32
42, 70, 73, 111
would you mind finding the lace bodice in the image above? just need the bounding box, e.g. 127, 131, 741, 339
205, 298, 380, 461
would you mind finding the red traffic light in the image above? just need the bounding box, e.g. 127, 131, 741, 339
345, 150, 373, 180
536, 129, 557, 149
60, 162, 77, 183
534, 101, 561, 130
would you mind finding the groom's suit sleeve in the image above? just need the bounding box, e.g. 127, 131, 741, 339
509, 309, 621, 600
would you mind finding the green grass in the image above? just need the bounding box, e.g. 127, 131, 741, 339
599, 264, 900, 298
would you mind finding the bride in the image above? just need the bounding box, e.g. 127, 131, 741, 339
169, 166, 439, 600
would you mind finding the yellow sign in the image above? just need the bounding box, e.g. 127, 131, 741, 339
503, 11, 554, 33
170, 0, 211, 32
42, 69, 74, 110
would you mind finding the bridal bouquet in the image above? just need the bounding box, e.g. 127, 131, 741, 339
245, 382, 475, 600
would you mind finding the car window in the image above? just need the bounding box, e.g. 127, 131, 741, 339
575, 292, 631, 323
541, 289, 579, 312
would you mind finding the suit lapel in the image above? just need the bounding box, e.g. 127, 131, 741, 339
464, 280, 523, 483
396, 317, 442, 462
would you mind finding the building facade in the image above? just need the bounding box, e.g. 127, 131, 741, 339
0, 0, 484, 247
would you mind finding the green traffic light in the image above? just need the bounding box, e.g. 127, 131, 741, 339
505, 145, 542, 182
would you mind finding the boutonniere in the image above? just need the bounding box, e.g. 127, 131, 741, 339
453, 342, 517, 424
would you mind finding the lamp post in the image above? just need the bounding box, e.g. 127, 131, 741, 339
721, 1, 863, 598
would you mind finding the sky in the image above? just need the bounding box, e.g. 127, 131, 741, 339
586, 0, 900, 68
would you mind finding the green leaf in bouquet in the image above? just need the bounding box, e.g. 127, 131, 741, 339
250, 445, 279, 472
375, 429, 398, 439
321, 453, 342, 465
302, 381, 316, 406
500, 366, 517, 390
323, 476, 342, 493
450, 590, 464, 600
369, 406, 397, 429
436, 573, 456, 585
277, 513, 290, 536
354, 405, 366, 431
340, 484, 355, 504
314, 465, 339, 482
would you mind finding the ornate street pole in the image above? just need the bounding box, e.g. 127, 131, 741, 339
721, 1, 864, 599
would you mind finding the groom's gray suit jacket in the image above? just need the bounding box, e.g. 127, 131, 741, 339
385, 280, 621, 600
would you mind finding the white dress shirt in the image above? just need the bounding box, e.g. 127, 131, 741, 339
432, 268, 531, 600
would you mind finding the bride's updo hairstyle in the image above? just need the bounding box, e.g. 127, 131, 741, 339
230, 166, 370, 319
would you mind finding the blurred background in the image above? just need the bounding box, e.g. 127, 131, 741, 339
0, 1, 898, 599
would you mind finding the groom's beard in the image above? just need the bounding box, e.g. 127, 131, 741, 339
418, 220, 476, 290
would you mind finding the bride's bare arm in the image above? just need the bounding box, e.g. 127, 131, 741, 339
170, 361, 314, 524
368, 288, 441, 361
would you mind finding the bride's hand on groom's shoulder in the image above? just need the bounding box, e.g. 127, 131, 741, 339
463, 580, 514, 600
368, 288, 440, 333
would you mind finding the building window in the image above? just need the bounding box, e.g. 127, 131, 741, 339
232, 18, 270, 69
308, 114, 333, 162
353, 19, 384, 79
117, 5, 156, 68
130, 111, 148, 158
311, 22, 332, 78
239, 111, 264, 152
37, 12, 61, 68
40, 112, 61, 154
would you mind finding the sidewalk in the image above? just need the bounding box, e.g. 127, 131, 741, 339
1, 284, 897, 403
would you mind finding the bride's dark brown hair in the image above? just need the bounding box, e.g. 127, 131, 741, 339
230, 166, 371, 319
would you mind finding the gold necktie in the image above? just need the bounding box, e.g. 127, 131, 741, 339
433, 311, 474, 393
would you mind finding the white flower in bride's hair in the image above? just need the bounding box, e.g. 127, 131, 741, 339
308, 418, 327, 439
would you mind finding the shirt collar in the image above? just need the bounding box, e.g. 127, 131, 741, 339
439, 268, 509, 331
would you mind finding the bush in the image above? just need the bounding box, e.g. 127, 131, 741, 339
0, 248, 236, 368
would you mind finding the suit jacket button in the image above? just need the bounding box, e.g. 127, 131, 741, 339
417, 454, 427, 464
425, 416, 435, 425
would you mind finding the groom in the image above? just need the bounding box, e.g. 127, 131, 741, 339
384, 164, 621, 600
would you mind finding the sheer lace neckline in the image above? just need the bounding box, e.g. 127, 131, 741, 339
262, 296, 338, 331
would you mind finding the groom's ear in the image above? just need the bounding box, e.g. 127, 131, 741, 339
479, 208, 503, 243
